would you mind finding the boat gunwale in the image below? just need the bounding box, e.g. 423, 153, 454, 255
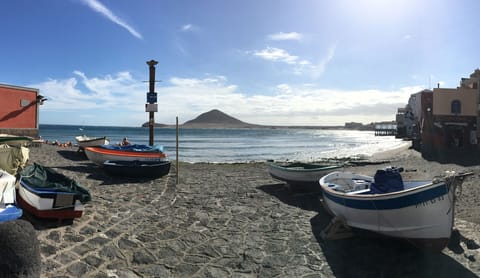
75, 136, 108, 144
267, 162, 343, 173
19, 179, 79, 196
103, 160, 171, 167
85, 146, 167, 158
320, 171, 448, 200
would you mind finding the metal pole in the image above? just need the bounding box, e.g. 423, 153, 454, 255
176, 116, 179, 184
146, 60, 158, 146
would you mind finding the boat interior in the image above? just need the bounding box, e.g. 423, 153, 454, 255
326, 177, 432, 195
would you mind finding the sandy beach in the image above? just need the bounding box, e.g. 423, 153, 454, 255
16, 143, 480, 277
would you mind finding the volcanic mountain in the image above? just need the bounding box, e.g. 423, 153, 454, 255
181, 109, 256, 128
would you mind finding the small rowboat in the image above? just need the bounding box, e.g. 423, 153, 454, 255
18, 163, 91, 220
267, 161, 343, 189
84, 144, 168, 165
319, 167, 470, 251
0, 134, 32, 146
0, 169, 22, 222
75, 135, 109, 149
103, 160, 171, 178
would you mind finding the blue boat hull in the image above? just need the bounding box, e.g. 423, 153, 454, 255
0, 206, 22, 222
103, 160, 171, 178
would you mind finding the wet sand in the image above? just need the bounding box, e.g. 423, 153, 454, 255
21, 144, 480, 277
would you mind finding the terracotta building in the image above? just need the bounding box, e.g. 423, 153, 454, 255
0, 83, 45, 137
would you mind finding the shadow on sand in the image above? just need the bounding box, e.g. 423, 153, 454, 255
258, 182, 479, 278
56, 149, 88, 162
20, 212, 74, 230
54, 149, 169, 185
54, 163, 162, 185
421, 148, 480, 167
257, 183, 323, 212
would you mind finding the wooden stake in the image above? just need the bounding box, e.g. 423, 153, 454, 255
320, 216, 353, 240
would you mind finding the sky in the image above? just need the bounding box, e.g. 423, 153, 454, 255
2, 0, 480, 127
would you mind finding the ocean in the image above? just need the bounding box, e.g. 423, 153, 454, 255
38, 124, 407, 163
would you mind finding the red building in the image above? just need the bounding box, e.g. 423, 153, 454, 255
0, 83, 44, 137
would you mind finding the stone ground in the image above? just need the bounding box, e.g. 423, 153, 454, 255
18, 145, 480, 277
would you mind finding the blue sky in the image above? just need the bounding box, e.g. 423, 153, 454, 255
1, 0, 480, 126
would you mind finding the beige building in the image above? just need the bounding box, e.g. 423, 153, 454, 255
424, 71, 480, 153
432, 87, 477, 117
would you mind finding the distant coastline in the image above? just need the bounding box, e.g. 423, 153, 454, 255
140, 109, 361, 130
141, 123, 346, 130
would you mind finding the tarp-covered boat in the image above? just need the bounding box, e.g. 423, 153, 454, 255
85, 144, 168, 165
319, 167, 469, 251
267, 161, 343, 189
0, 144, 29, 175
103, 160, 171, 178
18, 163, 91, 220
0, 169, 22, 222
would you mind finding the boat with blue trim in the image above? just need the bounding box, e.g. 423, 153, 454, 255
84, 144, 168, 165
18, 163, 91, 220
319, 167, 470, 251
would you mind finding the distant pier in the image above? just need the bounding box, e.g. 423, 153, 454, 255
375, 124, 397, 136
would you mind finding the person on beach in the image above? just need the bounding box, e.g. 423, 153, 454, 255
120, 137, 130, 146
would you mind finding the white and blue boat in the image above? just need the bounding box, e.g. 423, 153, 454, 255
18, 163, 91, 220
0, 169, 22, 222
267, 161, 343, 189
319, 167, 469, 251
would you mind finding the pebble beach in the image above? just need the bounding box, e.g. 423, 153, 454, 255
18, 144, 480, 277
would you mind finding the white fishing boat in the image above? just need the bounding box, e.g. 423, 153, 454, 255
75, 135, 109, 149
18, 163, 91, 220
267, 161, 343, 189
319, 167, 469, 251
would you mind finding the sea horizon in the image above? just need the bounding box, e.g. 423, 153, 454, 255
39, 122, 349, 130
38, 124, 406, 163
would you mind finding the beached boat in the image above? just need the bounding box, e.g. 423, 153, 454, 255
0, 134, 32, 146
0, 169, 22, 222
319, 167, 469, 251
0, 144, 29, 175
103, 160, 171, 178
75, 135, 110, 149
84, 144, 168, 165
18, 163, 91, 220
267, 161, 343, 189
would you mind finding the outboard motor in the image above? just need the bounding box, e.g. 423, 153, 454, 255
370, 166, 404, 194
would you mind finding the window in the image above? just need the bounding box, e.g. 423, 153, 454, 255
451, 100, 461, 115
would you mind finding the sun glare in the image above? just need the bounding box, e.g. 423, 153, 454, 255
339, 0, 416, 24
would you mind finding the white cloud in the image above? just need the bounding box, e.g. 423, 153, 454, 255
310, 45, 336, 78
31, 71, 421, 126
253, 45, 336, 79
253, 47, 299, 64
181, 24, 194, 31
268, 32, 303, 41
80, 0, 143, 39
